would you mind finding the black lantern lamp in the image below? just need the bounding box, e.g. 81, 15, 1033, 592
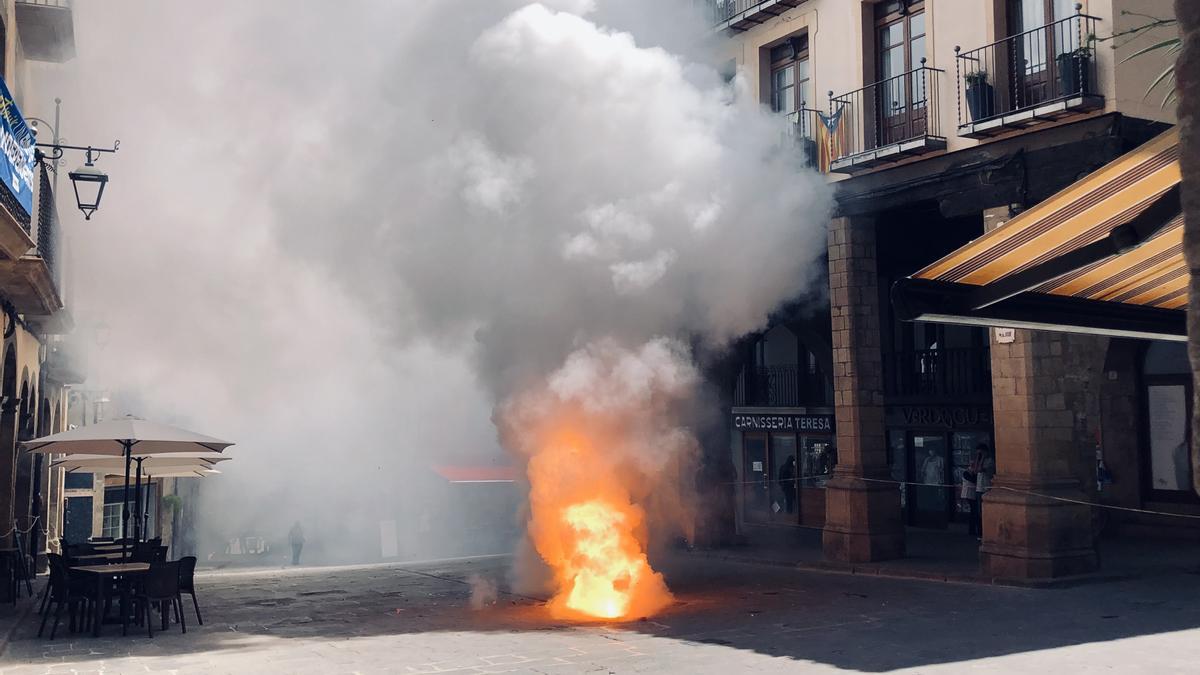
34, 139, 120, 221
68, 162, 108, 221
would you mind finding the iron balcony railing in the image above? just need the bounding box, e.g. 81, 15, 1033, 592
883, 348, 991, 400
36, 162, 59, 285
734, 364, 831, 408
784, 108, 821, 169
954, 11, 1101, 127
827, 61, 945, 164
701, 0, 805, 29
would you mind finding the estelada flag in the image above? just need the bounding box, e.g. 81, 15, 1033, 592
816, 106, 845, 174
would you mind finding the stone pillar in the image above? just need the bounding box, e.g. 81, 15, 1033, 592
823, 215, 905, 562
0, 398, 17, 547
981, 205, 1097, 579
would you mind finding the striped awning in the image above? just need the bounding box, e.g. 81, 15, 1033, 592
892, 128, 1186, 340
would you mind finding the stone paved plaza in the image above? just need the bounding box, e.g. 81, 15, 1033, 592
3, 553, 1200, 673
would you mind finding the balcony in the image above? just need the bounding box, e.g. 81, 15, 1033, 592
702, 0, 804, 32
1, 163, 63, 320
827, 63, 946, 174
15, 0, 76, 63
0, 179, 35, 261
883, 348, 991, 401
734, 364, 832, 408
783, 108, 821, 170
43, 335, 85, 385
954, 12, 1102, 139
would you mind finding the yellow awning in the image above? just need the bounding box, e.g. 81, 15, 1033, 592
893, 128, 1185, 340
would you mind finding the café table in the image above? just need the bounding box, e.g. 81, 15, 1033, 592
70, 552, 127, 564
69, 562, 151, 637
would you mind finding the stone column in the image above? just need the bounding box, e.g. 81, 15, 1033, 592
0, 398, 18, 547
1176, 0, 1200, 498
823, 215, 905, 562
981, 205, 1097, 578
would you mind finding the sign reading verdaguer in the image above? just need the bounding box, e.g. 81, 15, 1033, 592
732, 412, 834, 433
0, 77, 36, 217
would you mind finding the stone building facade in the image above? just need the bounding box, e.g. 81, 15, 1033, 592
707, 0, 1190, 580
0, 0, 84, 580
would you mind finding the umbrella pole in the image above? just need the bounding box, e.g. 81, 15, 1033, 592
121, 442, 132, 562
134, 460, 143, 543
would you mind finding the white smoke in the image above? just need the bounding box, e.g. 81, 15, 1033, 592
34, 1, 830, 566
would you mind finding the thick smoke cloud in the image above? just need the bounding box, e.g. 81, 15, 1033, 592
33, 1, 829, 568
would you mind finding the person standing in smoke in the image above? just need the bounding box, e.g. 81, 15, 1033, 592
288, 521, 305, 566
778, 456, 798, 514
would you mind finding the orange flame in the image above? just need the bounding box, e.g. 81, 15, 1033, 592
501, 340, 698, 622
526, 433, 673, 621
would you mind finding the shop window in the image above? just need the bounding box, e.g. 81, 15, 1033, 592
741, 431, 835, 527
1142, 342, 1193, 497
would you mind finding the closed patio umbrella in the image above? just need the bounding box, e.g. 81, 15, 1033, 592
24, 416, 233, 558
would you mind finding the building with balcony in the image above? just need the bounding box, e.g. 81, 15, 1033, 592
705, 0, 1183, 580
0, 0, 79, 586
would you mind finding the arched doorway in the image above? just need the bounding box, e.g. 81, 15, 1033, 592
13, 377, 33, 543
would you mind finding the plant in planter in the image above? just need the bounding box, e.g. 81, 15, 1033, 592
963, 70, 995, 121
1056, 38, 1096, 96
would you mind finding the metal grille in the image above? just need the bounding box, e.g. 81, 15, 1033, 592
954, 12, 1101, 128
36, 162, 59, 284
0, 178, 32, 233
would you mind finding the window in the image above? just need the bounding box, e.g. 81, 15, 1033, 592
101, 502, 123, 539
64, 472, 93, 490
768, 34, 811, 121
874, 1, 928, 147
876, 1, 926, 102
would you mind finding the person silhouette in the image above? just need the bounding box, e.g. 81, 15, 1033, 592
288, 521, 305, 566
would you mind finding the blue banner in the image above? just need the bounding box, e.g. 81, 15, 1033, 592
0, 77, 36, 217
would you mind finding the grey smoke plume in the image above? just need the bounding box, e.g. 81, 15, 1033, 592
34, 1, 830, 568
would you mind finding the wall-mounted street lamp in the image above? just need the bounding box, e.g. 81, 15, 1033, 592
35, 141, 120, 220
29, 100, 121, 221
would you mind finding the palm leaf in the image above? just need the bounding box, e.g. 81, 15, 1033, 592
1120, 37, 1181, 63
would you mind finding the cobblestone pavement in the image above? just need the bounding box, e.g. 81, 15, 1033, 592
3, 552, 1200, 674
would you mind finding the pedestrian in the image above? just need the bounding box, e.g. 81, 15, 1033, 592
288, 521, 305, 566
973, 443, 994, 541
960, 460, 978, 535
778, 456, 797, 514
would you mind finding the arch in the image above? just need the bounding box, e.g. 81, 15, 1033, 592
38, 397, 50, 437
2, 343, 16, 400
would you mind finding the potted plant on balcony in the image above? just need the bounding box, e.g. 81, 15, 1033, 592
963, 70, 994, 121
1056, 39, 1095, 96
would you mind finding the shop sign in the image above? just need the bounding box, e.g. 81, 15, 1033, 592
732, 412, 834, 433
887, 405, 991, 430
0, 77, 35, 217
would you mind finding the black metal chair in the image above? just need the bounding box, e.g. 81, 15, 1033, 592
132, 561, 185, 638
39, 554, 92, 639
176, 556, 202, 625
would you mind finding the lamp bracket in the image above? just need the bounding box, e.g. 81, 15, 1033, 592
35, 140, 120, 166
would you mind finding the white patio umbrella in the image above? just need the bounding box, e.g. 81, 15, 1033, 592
77, 466, 221, 479
52, 454, 230, 473
23, 416, 233, 555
